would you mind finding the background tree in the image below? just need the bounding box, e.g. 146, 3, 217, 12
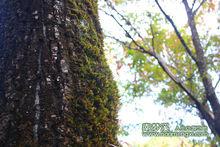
0, 0, 120, 146
103, 0, 220, 141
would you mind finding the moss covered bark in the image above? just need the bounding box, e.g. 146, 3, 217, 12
0, 0, 120, 146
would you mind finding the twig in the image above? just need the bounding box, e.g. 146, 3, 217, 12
214, 75, 220, 90
101, 8, 154, 56
105, 35, 127, 46
150, 24, 155, 52
104, 0, 145, 42
191, 0, 197, 10
192, 0, 207, 15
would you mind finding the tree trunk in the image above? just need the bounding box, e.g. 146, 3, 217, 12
182, 0, 220, 137
0, 0, 120, 146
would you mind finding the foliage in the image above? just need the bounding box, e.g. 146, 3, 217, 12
132, 137, 210, 147
105, 0, 219, 109
123, 9, 220, 107
102, 0, 220, 141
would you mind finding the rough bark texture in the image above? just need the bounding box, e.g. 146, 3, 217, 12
0, 0, 120, 146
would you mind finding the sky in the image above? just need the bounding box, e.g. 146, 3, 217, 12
98, 0, 219, 145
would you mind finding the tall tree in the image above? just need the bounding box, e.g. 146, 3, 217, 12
103, 0, 220, 141
0, 0, 120, 146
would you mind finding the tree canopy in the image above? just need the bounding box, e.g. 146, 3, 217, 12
101, 0, 220, 143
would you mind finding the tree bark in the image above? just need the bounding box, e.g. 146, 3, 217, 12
0, 0, 120, 146
183, 0, 220, 137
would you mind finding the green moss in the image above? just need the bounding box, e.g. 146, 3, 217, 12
64, 0, 120, 146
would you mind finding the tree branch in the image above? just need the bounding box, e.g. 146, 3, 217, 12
104, 0, 145, 41
192, 0, 207, 15
183, 0, 220, 126
145, 25, 212, 123
214, 75, 220, 90
105, 35, 145, 53
153, 53, 217, 135
101, 8, 154, 56
105, 35, 127, 46
191, 0, 197, 10
155, 0, 197, 63
150, 24, 155, 52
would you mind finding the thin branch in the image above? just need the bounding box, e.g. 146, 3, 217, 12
101, 8, 154, 56
192, 0, 207, 15
155, 0, 197, 64
191, 0, 197, 10
104, 0, 145, 42
105, 35, 144, 53
150, 23, 189, 83
105, 35, 127, 46
214, 75, 220, 90
150, 24, 155, 52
